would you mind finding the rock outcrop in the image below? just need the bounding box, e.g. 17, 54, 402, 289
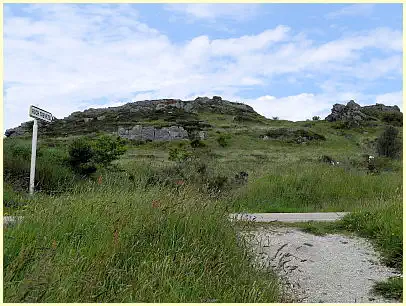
118, 125, 189, 141
325, 101, 402, 126
325, 100, 367, 124
5, 96, 255, 139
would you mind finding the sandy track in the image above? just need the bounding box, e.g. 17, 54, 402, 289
242, 227, 401, 303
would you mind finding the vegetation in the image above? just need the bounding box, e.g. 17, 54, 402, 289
373, 277, 403, 301
376, 126, 402, 158
3, 104, 403, 302
68, 135, 127, 175
216, 133, 231, 147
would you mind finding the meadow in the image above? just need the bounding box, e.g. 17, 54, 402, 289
3, 115, 403, 302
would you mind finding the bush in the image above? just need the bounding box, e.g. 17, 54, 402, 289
168, 147, 192, 163
91, 135, 127, 167
216, 134, 231, 147
320, 155, 334, 164
68, 138, 97, 176
382, 112, 403, 127
67, 135, 127, 175
206, 175, 228, 193
190, 139, 206, 148
265, 128, 325, 143
3, 139, 76, 193
312, 116, 320, 121
376, 126, 402, 159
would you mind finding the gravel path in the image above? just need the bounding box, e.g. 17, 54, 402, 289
242, 226, 401, 303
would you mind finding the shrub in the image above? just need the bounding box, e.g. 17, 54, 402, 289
3, 139, 76, 193
320, 155, 334, 164
312, 116, 320, 121
168, 147, 192, 163
265, 128, 325, 143
207, 175, 229, 193
67, 135, 127, 175
68, 137, 97, 176
271, 117, 279, 120
382, 112, 403, 127
91, 135, 127, 167
216, 134, 231, 147
190, 139, 206, 148
376, 126, 402, 159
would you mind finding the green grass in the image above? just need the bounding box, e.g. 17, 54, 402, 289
230, 161, 401, 213
373, 277, 403, 301
3, 180, 280, 302
3, 114, 402, 302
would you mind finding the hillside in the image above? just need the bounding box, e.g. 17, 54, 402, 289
5, 96, 264, 139
3, 98, 403, 302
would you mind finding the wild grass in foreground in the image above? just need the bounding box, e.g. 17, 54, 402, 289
230, 161, 402, 213
373, 277, 403, 301
3, 182, 280, 303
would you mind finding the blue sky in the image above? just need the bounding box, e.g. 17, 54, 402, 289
3, 3, 403, 129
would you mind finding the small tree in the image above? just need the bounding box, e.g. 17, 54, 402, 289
68, 138, 97, 175
312, 116, 320, 121
376, 126, 402, 159
92, 135, 127, 167
68, 135, 127, 176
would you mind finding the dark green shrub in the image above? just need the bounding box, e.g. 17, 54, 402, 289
207, 175, 228, 193
265, 128, 325, 143
320, 155, 334, 164
216, 134, 231, 147
190, 139, 206, 148
312, 116, 320, 121
382, 112, 403, 127
67, 137, 97, 175
92, 135, 127, 167
67, 135, 127, 175
376, 126, 402, 159
3, 139, 76, 193
168, 147, 192, 162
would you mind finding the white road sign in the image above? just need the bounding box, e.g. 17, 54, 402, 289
29, 105, 53, 122
28, 105, 53, 195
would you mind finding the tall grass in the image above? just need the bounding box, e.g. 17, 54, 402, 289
3, 138, 76, 193
338, 196, 403, 269
231, 161, 402, 212
3, 180, 280, 302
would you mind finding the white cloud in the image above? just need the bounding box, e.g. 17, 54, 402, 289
243, 90, 403, 121
165, 4, 261, 21
3, 4, 402, 130
326, 4, 376, 19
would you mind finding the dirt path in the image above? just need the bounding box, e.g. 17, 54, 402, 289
242, 226, 401, 303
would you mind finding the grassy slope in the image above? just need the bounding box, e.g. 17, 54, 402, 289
3, 113, 403, 302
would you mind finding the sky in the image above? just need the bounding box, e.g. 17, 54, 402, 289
3, 3, 403, 130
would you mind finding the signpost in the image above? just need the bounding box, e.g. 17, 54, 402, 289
29, 106, 53, 195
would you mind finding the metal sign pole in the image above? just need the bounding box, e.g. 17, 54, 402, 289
29, 119, 38, 195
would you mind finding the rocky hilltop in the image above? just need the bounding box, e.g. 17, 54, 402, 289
5, 97, 402, 141
5, 96, 260, 140
325, 100, 402, 127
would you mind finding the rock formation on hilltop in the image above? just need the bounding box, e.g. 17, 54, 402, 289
5, 96, 260, 140
325, 100, 402, 127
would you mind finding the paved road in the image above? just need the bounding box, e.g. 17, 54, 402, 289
230, 212, 349, 223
